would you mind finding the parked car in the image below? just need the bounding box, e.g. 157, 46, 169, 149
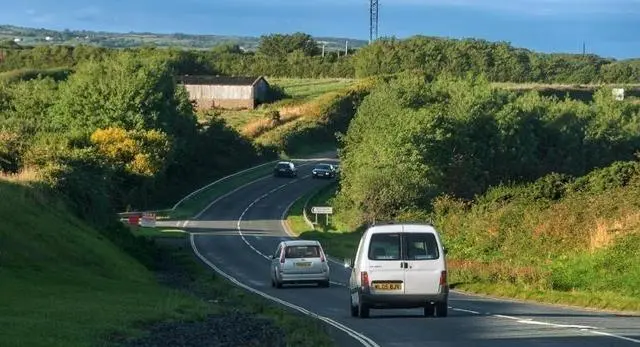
270, 240, 330, 288
312, 163, 336, 179
273, 161, 297, 178
345, 223, 448, 318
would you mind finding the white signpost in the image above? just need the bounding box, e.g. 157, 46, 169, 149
612, 88, 625, 101
311, 206, 333, 225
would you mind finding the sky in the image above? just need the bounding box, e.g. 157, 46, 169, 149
1, 0, 639, 59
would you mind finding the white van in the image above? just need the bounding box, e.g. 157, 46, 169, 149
346, 223, 449, 318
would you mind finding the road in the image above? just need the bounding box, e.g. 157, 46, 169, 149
176, 161, 640, 347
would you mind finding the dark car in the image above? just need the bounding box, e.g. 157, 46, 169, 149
312, 163, 336, 179
273, 161, 298, 178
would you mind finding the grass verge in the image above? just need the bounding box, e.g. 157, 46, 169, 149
285, 182, 362, 262
168, 161, 277, 220
0, 180, 210, 347
284, 173, 640, 313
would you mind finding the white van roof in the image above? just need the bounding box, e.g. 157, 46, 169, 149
366, 223, 437, 234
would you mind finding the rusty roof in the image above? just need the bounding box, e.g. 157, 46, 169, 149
178, 75, 267, 86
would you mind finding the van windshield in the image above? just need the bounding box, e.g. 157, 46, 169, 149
368, 233, 401, 260
284, 245, 320, 259
405, 233, 439, 260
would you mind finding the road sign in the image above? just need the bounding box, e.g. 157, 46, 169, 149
613, 88, 625, 101
311, 206, 333, 214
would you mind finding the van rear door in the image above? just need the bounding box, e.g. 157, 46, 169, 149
402, 230, 444, 295
366, 232, 406, 295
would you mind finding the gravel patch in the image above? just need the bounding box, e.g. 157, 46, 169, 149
117, 238, 286, 347
123, 312, 286, 347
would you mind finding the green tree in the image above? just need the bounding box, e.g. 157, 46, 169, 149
258, 32, 320, 57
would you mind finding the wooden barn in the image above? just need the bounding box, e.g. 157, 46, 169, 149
178, 75, 270, 110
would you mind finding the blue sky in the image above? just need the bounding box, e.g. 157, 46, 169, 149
1, 0, 639, 59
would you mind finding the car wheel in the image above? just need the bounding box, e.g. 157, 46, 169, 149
358, 295, 370, 318
319, 280, 330, 288
435, 302, 448, 317
271, 279, 275, 287
424, 304, 435, 317
350, 295, 358, 317
275, 280, 283, 289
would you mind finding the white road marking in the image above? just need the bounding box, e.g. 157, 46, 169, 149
589, 330, 640, 343
515, 320, 598, 330
452, 308, 480, 315
488, 314, 640, 344
190, 234, 380, 347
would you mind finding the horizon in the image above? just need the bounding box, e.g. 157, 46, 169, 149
1, 0, 639, 59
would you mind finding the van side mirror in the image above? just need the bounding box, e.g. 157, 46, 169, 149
443, 247, 448, 255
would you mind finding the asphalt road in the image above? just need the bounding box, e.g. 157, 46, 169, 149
177, 161, 640, 347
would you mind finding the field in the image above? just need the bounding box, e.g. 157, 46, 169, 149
214, 78, 356, 132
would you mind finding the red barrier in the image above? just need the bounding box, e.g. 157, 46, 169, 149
128, 215, 141, 225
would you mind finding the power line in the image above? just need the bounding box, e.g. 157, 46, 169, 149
369, 0, 379, 43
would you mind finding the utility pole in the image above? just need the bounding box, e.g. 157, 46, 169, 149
345, 40, 349, 56
370, 0, 379, 43
322, 43, 326, 57
582, 42, 586, 56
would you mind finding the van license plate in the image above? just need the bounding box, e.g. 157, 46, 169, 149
295, 262, 311, 267
373, 283, 402, 290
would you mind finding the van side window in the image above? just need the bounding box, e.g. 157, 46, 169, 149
368, 233, 401, 260
404, 233, 439, 260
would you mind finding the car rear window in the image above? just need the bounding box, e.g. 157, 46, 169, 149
315, 164, 332, 170
404, 233, 439, 260
277, 163, 290, 169
284, 245, 320, 258
368, 233, 401, 260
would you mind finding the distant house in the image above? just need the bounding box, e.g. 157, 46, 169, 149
178, 75, 270, 110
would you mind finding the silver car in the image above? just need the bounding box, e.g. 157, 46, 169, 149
270, 240, 330, 288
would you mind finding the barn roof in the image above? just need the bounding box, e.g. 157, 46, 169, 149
178, 75, 267, 86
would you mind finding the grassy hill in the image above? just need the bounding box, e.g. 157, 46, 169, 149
0, 24, 368, 51
0, 176, 208, 346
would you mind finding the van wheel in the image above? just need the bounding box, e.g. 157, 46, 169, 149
318, 280, 330, 288
358, 296, 370, 318
424, 304, 435, 317
435, 302, 448, 317
349, 296, 358, 317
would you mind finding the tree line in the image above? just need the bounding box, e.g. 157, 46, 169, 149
334, 73, 640, 226
0, 51, 276, 226
1, 34, 639, 83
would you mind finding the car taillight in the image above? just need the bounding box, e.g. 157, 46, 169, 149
280, 247, 286, 264
319, 248, 326, 262
360, 271, 369, 287
439, 270, 447, 286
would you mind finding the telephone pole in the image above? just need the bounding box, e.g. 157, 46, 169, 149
369, 0, 379, 43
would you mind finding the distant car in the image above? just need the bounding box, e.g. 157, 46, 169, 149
312, 163, 336, 179
270, 240, 330, 288
273, 161, 297, 178
345, 223, 449, 318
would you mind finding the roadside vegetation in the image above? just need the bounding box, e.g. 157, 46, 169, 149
286, 74, 640, 312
